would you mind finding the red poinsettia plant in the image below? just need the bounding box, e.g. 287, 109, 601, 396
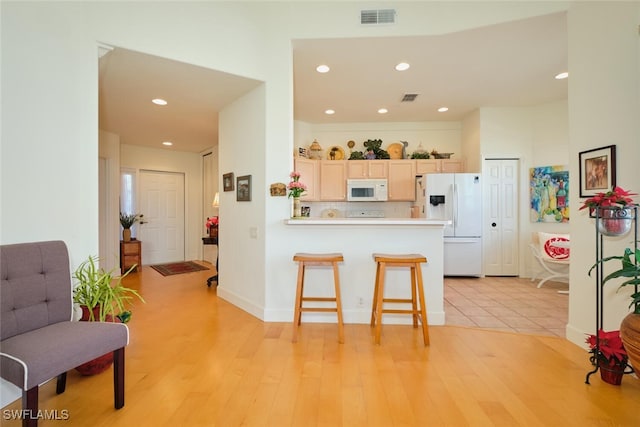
586, 329, 628, 367
579, 186, 637, 212
287, 171, 307, 198
206, 216, 219, 230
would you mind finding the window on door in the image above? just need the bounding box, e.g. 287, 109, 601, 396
120, 168, 137, 215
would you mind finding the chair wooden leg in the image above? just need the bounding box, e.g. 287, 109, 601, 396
374, 262, 386, 345
292, 261, 305, 343
22, 387, 38, 427
410, 265, 419, 327
333, 262, 345, 344
370, 262, 381, 326
114, 347, 125, 409
56, 372, 67, 394
416, 266, 430, 346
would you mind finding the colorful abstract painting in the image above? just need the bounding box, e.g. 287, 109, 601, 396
530, 165, 569, 223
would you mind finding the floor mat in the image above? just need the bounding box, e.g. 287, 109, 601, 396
150, 261, 210, 276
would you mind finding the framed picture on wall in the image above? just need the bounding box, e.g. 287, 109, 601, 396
223, 172, 234, 192
236, 175, 251, 201
578, 145, 616, 198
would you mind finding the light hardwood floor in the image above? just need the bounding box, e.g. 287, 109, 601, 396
2, 264, 638, 426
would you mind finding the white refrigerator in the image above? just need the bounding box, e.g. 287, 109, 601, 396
416, 173, 483, 276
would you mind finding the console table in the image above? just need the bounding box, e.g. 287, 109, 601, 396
120, 240, 141, 274
202, 236, 218, 287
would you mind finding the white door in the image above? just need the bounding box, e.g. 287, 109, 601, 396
138, 170, 185, 265
483, 159, 519, 276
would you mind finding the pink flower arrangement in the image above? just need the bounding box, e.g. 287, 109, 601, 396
579, 186, 637, 211
287, 171, 307, 198
206, 217, 219, 230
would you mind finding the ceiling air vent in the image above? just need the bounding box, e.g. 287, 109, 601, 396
401, 94, 419, 102
361, 9, 396, 25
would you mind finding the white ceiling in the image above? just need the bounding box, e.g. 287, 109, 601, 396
98, 12, 567, 153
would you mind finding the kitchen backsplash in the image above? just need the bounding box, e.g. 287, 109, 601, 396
299, 201, 414, 219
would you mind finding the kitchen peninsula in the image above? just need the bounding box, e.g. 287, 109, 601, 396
284, 217, 450, 326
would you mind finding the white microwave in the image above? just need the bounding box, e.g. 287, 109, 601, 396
347, 179, 388, 202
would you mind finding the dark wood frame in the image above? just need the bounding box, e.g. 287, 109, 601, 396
578, 145, 616, 198
223, 172, 234, 192
236, 175, 252, 201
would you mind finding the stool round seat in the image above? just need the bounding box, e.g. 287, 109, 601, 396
293, 253, 344, 263
292, 252, 345, 343
371, 253, 429, 345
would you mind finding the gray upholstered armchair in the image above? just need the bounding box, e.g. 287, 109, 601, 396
1, 241, 129, 427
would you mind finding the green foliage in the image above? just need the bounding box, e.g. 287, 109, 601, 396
72, 255, 145, 322
362, 139, 389, 159
119, 212, 143, 229
349, 151, 364, 160
589, 247, 640, 314
411, 152, 431, 159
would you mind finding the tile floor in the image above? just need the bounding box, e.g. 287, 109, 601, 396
444, 276, 569, 337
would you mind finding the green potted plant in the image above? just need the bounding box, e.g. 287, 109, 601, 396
589, 243, 640, 378
73, 255, 145, 323
119, 212, 143, 242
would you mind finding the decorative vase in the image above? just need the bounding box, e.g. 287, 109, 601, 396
620, 313, 640, 379
599, 358, 626, 385
75, 306, 118, 376
292, 197, 302, 218
597, 208, 632, 236
123, 228, 132, 242
209, 226, 218, 238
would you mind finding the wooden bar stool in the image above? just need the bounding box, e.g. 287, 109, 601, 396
292, 253, 345, 344
370, 253, 430, 345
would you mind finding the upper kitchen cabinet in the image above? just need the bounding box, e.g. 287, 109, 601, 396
347, 160, 388, 179
319, 160, 347, 201
294, 158, 319, 200
387, 160, 416, 201
416, 158, 465, 174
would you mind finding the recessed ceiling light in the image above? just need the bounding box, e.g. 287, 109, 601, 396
395, 62, 410, 71
162, 141, 173, 146
316, 65, 330, 73
152, 98, 168, 105
555, 72, 569, 80
325, 109, 335, 115
378, 108, 388, 114
438, 107, 449, 112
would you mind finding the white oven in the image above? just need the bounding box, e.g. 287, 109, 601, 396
346, 179, 388, 202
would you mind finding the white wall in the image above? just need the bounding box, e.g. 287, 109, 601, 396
98, 130, 122, 271
566, 2, 640, 344
120, 144, 203, 262
480, 101, 570, 278
461, 110, 481, 173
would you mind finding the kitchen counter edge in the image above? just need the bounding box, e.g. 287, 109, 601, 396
284, 218, 451, 226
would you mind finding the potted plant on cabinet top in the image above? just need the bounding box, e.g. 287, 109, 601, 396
119, 212, 143, 242
72, 255, 145, 375
589, 243, 640, 379
579, 186, 637, 236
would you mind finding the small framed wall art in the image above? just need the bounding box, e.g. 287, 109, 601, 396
578, 145, 616, 198
236, 175, 251, 201
223, 172, 234, 192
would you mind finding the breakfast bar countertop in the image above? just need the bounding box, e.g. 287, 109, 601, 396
284, 218, 451, 226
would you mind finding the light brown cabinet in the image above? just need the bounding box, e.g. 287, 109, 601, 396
294, 158, 319, 201
319, 160, 347, 201
387, 160, 417, 201
120, 240, 141, 274
347, 160, 388, 179
416, 159, 465, 174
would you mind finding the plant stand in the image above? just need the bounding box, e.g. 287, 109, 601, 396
585, 206, 638, 384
